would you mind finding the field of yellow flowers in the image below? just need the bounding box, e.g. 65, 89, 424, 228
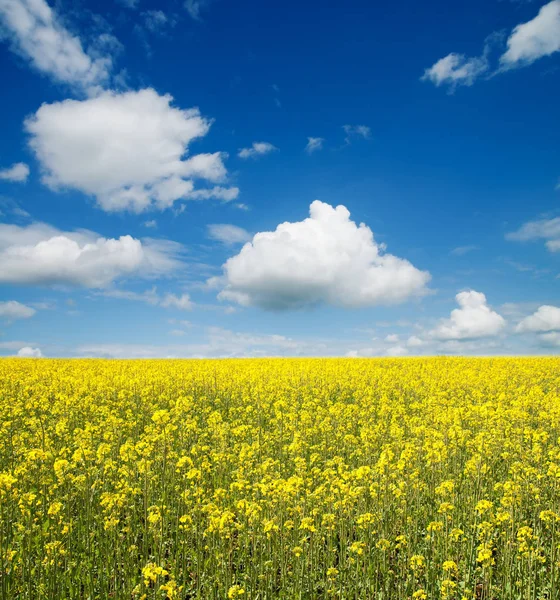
1, 358, 560, 599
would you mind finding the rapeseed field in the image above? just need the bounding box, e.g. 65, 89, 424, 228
1, 357, 559, 599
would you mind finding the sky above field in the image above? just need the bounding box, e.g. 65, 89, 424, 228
0, 0, 559, 358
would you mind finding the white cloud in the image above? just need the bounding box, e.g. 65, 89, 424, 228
406, 335, 424, 348
144, 220, 157, 228
187, 186, 239, 201
142, 10, 169, 31
516, 305, 560, 332
216, 200, 431, 310
99, 287, 160, 305
208, 224, 251, 245
99, 287, 192, 310
451, 245, 479, 256
429, 290, 506, 340
25, 89, 236, 213
343, 125, 371, 143
0, 300, 36, 320
305, 137, 324, 153
501, 0, 560, 67
506, 217, 560, 252
351, 333, 425, 359
0, 222, 182, 287
424, 2, 560, 90
539, 331, 560, 346
238, 142, 277, 159
0, 162, 29, 182
17, 346, 42, 357
160, 293, 193, 310
78, 326, 325, 358
385, 333, 400, 343
0, 196, 30, 218
421, 53, 489, 89
386, 345, 409, 357
185, 0, 205, 20
0, 0, 111, 93
169, 318, 192, 327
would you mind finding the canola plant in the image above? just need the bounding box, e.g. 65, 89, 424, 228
1, 357, 559, 599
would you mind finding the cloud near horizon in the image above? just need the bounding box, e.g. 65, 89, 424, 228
0, 221, 183, 288
429, 290, 506, 341
215, 200, 431, 311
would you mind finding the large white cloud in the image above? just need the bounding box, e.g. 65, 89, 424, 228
0, 222, 183, 287
506, 217, 560, 252
0, 300, 36, 320
501, 0, 560, 67
429, 290, 506, 340
0, 0, 111, 93
0, 162, 29, 182
216, 200, 431, 310
516, 305, 560, 333
25, 89, 238, 213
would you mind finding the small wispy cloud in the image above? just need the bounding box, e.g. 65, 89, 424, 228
238, 142, 277, 159
99, 287, 194, 310
506, 216, 560, 253
305, 137, 324, 154
0, 163, 30, 183
343, 125, 371, 144
142, 10, 173, 32
451, 245, 479, 256
185, 0, 213, 21
208, 224, 251, 245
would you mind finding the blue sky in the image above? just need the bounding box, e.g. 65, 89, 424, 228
0, 0, 559, 357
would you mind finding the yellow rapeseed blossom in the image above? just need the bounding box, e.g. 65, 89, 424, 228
227, 585, 245, 598
0, 357, 559, 598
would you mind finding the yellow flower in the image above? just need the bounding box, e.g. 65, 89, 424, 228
410, 555, 425, 572
349, 541, 366, 555
299, 517, 316, 533
476, 544, 494, 567
227, 585, 245, 598
475, 500, 493, 515
442, 560, 458, 573
326, 567, 339, 579
47, 501, 63, 516
449, 528, 464, 542
142, 563, 168, 586
441, 579, 457, 599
